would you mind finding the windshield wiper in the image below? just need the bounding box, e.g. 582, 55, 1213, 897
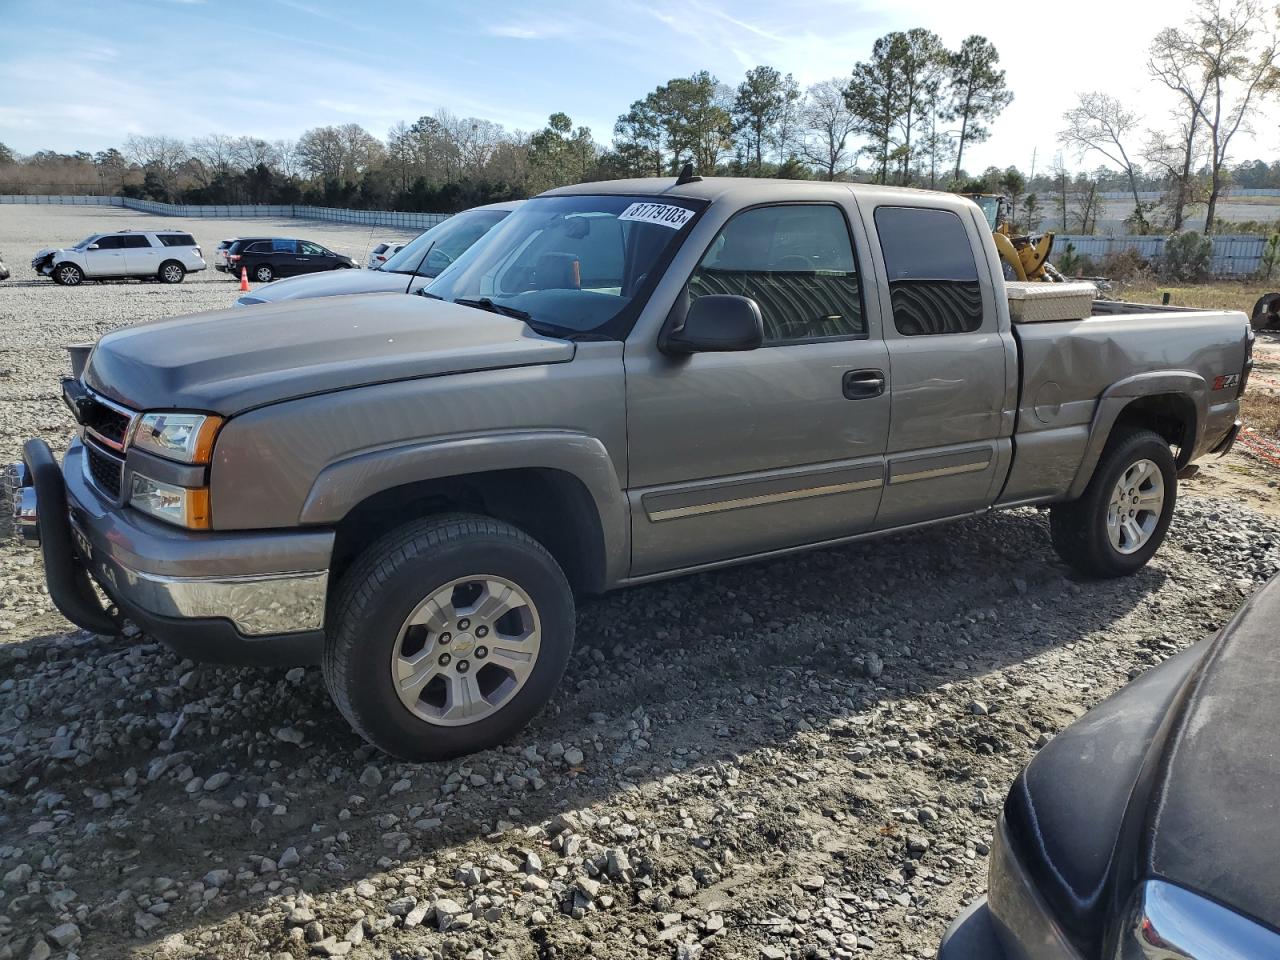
451, 297, 583, 340
453, 297, 534, 322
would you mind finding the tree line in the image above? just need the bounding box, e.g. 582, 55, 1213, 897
0, 0, 1275, 234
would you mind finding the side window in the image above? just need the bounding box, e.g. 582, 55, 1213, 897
689, 204, 864, 344
245, 242, 270, 254
874, 207, 984, 336
120, 235, 152, 248
158, 234, 194, 247
94, 236, 125, 250
300, 241, 325, 256
271, 239, 298, 254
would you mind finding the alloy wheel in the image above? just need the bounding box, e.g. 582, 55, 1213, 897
1106, 459, 1165, 554
390, 575, 542, 726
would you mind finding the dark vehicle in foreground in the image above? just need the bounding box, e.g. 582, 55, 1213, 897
939, 573, 1280, 960
8, 177, 1250, 761
235, 202, 519, 306
226, 237, 355, 283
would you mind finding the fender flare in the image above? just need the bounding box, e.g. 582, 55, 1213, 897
1066, 371, 1206, 500
299, 429, 630, 587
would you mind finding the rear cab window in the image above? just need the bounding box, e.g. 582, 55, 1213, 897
873, 206, 984, 336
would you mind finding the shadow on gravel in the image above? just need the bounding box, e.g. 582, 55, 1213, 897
5, 506, 1172, 951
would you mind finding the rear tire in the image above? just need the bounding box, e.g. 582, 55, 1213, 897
1252, 292, 1280, 331
322, 513, 575, 761
1050, 427, 1176, 578
158, 260, 185, 284
253, 264, 274, 283
54, 263, 84, 286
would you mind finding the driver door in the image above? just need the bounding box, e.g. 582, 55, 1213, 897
625, 202, 890, 576
84, 236, 125, 276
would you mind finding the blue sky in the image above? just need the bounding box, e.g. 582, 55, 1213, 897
1, 0, 1275, 173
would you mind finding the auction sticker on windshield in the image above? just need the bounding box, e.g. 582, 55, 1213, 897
618, 202, 696, 230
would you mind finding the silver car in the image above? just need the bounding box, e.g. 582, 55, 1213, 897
236, 201, 521, 306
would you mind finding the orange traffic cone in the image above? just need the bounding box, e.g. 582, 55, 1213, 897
239, 266, 250, 292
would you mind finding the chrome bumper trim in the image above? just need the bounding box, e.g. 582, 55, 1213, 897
99, 560, 330, 634
96, 561, 329, 636
5, 461, 38, 546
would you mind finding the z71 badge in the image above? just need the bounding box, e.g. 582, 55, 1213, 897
1213, 373, 1241, 390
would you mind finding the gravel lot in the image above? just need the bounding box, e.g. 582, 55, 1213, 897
2, 207, 1280, 960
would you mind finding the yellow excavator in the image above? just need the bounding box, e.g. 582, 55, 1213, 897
964, 194, 1064, 282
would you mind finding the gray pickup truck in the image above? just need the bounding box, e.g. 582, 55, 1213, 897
7, 177, 1252, 760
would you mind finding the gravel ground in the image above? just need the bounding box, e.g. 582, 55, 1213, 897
2, 208, 1280, 960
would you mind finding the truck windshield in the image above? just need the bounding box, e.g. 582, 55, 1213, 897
381, 208, 510, 277
427, 194, 704, 337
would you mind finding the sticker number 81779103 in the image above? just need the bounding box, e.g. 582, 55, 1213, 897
617, 202, 696, 230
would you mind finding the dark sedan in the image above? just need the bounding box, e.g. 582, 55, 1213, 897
227, 238, 355, 283
939, 572, 1280, 959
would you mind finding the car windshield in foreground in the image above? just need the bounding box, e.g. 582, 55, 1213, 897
425, 194, 703, 338
72, 235, 100, 249
380, 209, 510, 277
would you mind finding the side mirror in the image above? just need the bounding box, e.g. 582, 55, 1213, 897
662, 294, 764, 355
87, 244, 99, 250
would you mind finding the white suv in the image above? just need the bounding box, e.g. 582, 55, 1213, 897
31, 230, 207, 285
366, 240, 405, 270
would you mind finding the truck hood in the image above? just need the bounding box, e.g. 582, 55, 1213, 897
84, 293, 575, 416
238, 268, 415, 304
1142, 574, 1280, 934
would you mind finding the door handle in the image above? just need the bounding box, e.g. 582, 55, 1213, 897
843, 369, 885, 400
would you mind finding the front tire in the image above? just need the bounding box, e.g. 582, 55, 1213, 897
322, 514, 575, 761
253, 264, 274, 283
1050, 427, 1176, 577
158, 260, 186, 284
55, 263, 84, 286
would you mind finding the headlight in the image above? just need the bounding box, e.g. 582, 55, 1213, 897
131, 412, 222, 464
129, 474, 211, 529
1115, 880, 1280, 958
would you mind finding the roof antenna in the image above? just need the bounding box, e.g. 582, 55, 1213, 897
675, 162, 701, 185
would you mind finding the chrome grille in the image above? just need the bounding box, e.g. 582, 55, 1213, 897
79, 392, 136, 451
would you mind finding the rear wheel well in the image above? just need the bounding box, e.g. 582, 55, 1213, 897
1112, 394, 1196, 467
329, 468, 607, 599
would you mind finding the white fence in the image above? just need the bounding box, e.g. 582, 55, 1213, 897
1055, 234, 1271, 277
0, 195, 450, 230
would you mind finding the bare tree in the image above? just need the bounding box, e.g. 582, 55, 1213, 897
189, 133, 237, 186
123, 134, 187, 197
1059, 92, 1148, 232
1148, 0, 1280, 233
800, 79, 859, 180
272, 139, 303, 179
1148, 28, 1214, 230
1143, 122, 1208, 230
231, 137, 279, 172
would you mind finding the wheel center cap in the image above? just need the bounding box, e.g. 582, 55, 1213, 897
451, 635, 475, 657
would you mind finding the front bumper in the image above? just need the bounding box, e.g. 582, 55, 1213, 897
939, 816, 1084, 960
13, 438, 332, 665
